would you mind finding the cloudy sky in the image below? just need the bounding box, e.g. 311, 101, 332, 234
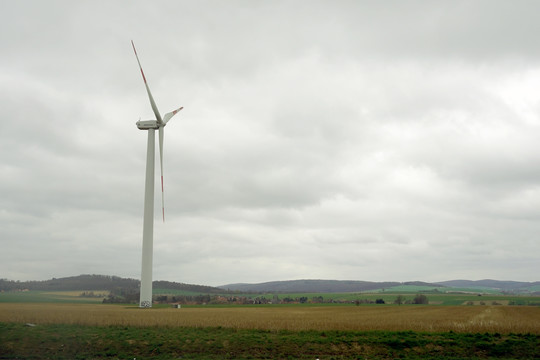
1, 1, 540, 286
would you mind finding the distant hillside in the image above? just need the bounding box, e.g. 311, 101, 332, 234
220, 279, 540, 294
220, 280, 403, 293
0, 275, 138, 291
0, 274, 223, 293
435, 279, 540, 293
2, 275, 538, 295
153, 280, 224, 294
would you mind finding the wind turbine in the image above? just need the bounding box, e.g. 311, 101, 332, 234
132, 40, 183, 308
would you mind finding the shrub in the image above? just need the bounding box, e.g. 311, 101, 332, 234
394, 295, 405, 305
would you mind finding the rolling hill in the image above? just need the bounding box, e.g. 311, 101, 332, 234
0, 274, 223, 294
434, 279, 540, 294
220, 279, 540, 294
219, 280, 442, 293
1, 275, 538, 295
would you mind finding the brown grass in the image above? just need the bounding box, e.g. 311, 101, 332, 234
1, 303, 539, 333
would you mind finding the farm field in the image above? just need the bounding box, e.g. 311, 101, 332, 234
2, 322, 539, 360
1, 304, 539, 359
1, 303, 539, 333
3, 287, 539, 306
1, 303, 539, 359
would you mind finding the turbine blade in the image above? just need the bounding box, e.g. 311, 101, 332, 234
159, 126, 165, 222
131, 40, 163, 123
163, 106, 183, 125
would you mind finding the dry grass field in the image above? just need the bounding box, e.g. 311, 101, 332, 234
1, 303, 539, 334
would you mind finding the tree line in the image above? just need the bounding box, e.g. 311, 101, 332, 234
102, 291, 430, 306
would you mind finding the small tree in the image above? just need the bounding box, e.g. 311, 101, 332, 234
375, 298, 385, 304
413, 294, 429, 304
394, 295, 405, 305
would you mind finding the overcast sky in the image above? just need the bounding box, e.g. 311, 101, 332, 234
1, 1, 540, 286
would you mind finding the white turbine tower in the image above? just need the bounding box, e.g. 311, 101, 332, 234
132, 40, 183, 308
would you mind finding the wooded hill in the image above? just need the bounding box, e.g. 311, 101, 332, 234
0, 274, 223, 294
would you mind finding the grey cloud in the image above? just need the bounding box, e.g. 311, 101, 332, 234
1, 1, 539, 284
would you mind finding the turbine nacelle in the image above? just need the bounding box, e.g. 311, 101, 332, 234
136, 120, 161, 130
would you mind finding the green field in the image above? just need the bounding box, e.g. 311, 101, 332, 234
2, 288, 540, 307
196, 291, 540, 306
1, 322, 539, 360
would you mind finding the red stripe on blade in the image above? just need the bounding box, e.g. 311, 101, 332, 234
140, 69, 147, 83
